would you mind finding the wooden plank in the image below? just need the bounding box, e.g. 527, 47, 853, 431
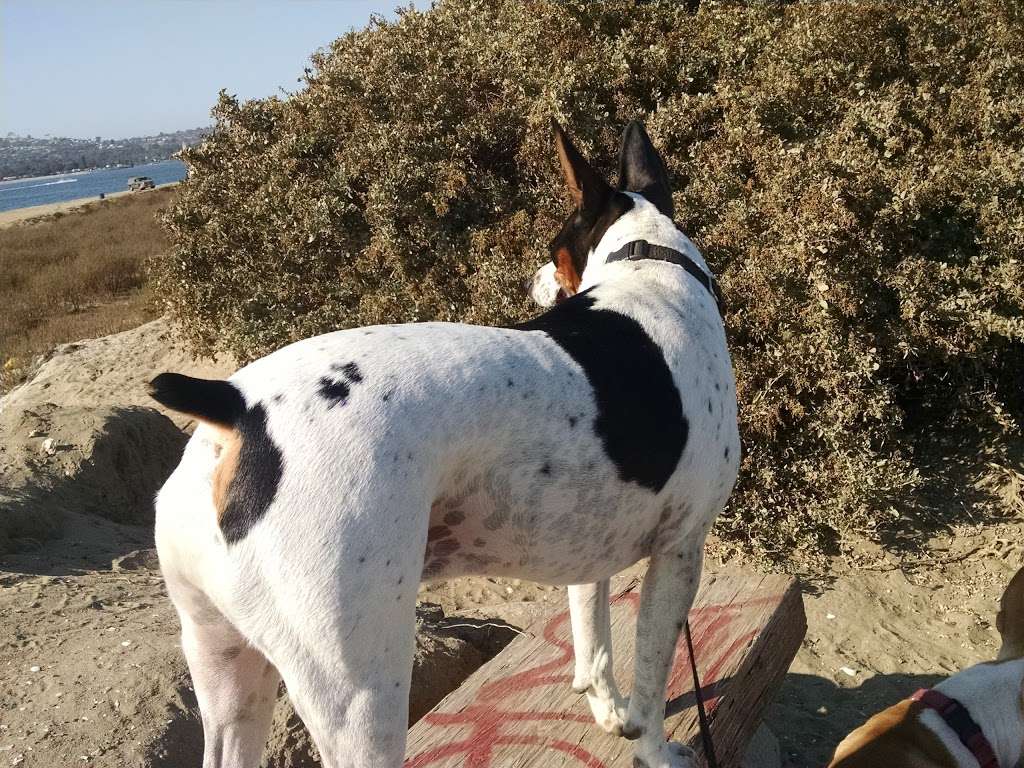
405, 568, 805, 768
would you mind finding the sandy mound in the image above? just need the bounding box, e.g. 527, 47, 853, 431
0, 404, 186, 554
0, 317, 235, 431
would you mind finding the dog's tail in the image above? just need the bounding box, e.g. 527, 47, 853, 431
148, 372, 245, 429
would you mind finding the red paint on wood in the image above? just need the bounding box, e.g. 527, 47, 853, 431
405, 582, 787, 767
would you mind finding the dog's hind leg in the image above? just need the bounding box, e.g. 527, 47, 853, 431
568, 580, 628, 735
623, 544, 703, 768
173, 587, 282, 768
271, 592, 417, 768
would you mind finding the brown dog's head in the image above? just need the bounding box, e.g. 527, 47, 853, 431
526, 120, 673, 307
997, 565, 1024, 660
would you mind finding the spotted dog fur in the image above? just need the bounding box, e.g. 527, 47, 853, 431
151, 120, 739, 768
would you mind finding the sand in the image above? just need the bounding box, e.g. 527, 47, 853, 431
1, 317, 1021, 766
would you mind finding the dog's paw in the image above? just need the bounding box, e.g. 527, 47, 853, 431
618, 706, 645, 740
632, 741, 695, 768
585, 690, 630, 736
571, 671, 591, 694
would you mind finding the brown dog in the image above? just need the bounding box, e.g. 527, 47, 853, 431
827, 567, 1024, 768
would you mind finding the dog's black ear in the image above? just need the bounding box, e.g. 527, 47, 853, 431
552, 119, 612, 219
618, 121, 673, 219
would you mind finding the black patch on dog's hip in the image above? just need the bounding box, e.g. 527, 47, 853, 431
221, 403, 284, 544
514, 292, 686, 492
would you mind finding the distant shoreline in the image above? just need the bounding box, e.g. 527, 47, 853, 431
0, 182, 178, 228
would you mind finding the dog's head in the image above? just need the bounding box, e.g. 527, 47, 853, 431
997, 565, 1024, 660
528, 120, 674, 307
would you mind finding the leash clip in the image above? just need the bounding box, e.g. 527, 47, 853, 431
627, 240, 650, 259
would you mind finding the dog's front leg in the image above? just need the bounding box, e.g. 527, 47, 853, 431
568, 580, 629, 735
624, 546, 703, 768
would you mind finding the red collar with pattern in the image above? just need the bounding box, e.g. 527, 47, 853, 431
910, 688, 999, 768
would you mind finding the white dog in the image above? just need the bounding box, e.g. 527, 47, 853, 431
150, 120, 739, 768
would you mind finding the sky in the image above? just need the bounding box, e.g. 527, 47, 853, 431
1, 0, 422, 139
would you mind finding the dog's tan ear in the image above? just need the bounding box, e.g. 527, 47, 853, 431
997, 566, 1024, 660
552, 119, 611, 216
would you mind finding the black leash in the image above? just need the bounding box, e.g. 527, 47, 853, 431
684, 620, 719, 768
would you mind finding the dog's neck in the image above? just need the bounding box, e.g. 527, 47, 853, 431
585, 193, 712, 281
925, 659, 1024, 767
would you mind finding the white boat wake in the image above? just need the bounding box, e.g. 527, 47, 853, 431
0, 178, 78, 194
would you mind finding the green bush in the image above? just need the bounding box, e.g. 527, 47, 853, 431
154, 0, 1024, 566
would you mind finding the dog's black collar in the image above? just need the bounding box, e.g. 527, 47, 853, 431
606, 239, 725, 315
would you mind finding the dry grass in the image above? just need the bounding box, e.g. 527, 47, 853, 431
0, 189, 172, 391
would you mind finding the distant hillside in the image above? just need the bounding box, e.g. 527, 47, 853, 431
0, 128, 209, 179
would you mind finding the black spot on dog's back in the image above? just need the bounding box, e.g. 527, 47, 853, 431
220, 403, 284, 544
320, 362, 365, 408
331, 361, 364, 383
318, 377, 351, 408
343, 362, 363, 382
515, 291, 686, 492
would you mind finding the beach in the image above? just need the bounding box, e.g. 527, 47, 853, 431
0, 182, 177, 228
